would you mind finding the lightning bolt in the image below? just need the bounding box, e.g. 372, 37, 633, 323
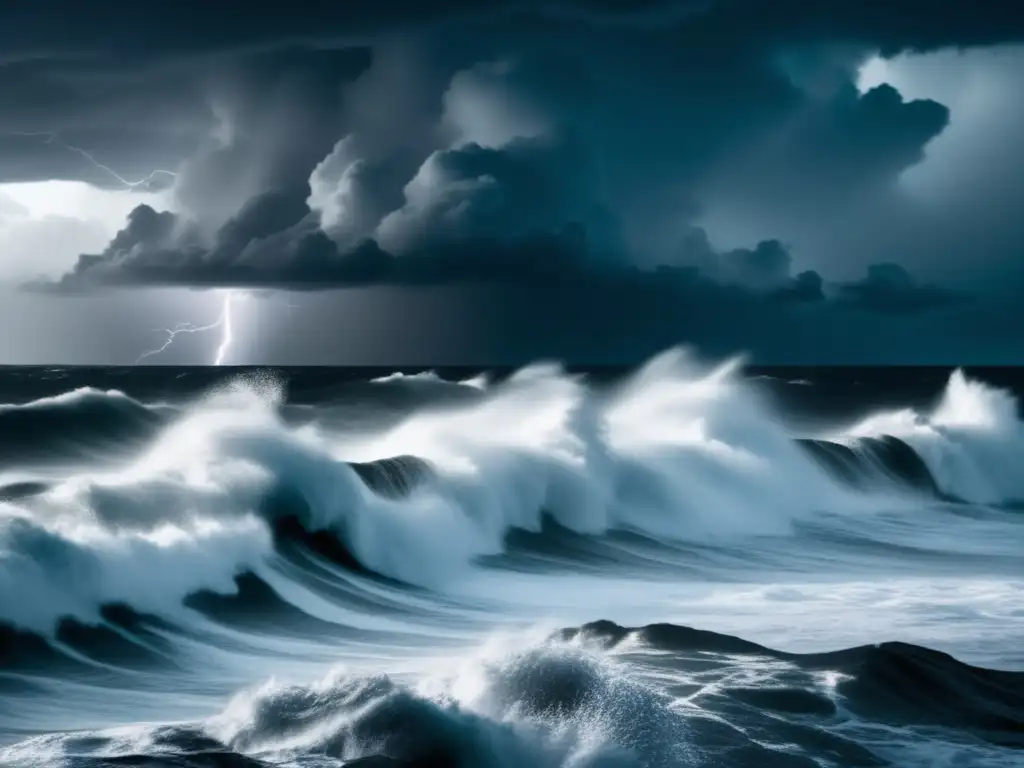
213, 291, 237, 366
136, 290, 241, 366
11, 130, 247, 365
8, 130, 177, 191
5, 131, 239, 365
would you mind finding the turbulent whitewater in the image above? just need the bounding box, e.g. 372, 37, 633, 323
0, 349, 1021, 767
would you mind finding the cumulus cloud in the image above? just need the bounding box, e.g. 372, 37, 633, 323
375, 134, 620, 260
168, 46, 374, 231
6, 0, 1020, 320
662, 226, 824, 301
704, 83, 949, 220
1, 2, 1020, 196
37, 49, 627, 291
4, 1, 1024, 363
838, 262, 961, 312
307, 137, 398, 245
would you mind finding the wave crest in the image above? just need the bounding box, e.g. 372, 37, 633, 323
2, 349, 1022, 633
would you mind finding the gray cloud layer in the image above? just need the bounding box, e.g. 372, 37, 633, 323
2, 1, 1023, 362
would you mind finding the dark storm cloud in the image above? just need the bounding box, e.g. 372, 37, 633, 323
2, 1, 1023, 61
0, 55, 209, 188
2, 0, 1021, 186
39, 191, 830, 310
5, 0, 1022, 367
0, 45, 372, 192
35, 201, 596, 292
728, 1, 1024, 54
704, 83, 950, 220
837, 262, 961, 313
169, 46, 374, 222
32, 44, 955, 297
374, 134, 622, 260
666, 226, 824, 300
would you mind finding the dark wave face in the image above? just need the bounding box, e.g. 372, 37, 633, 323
1, 350, 1022, 767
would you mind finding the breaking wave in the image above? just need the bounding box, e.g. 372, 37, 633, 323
1, 349, 1021, 635
4, 621, 1021, 768
2, 349, 1022, 767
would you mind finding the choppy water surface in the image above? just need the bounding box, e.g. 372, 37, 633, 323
1, 350, 1022, 767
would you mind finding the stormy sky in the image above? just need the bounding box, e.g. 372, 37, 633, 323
0, 1, 1022, 365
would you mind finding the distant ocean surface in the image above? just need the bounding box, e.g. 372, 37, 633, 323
1, 349, 1022, 767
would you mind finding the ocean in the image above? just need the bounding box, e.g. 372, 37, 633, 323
0, 348, 1021, 767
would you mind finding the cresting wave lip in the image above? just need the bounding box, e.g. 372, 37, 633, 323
1, 348, 1022, 636
840, 367, 1024, 504
798, 435, 945, 497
